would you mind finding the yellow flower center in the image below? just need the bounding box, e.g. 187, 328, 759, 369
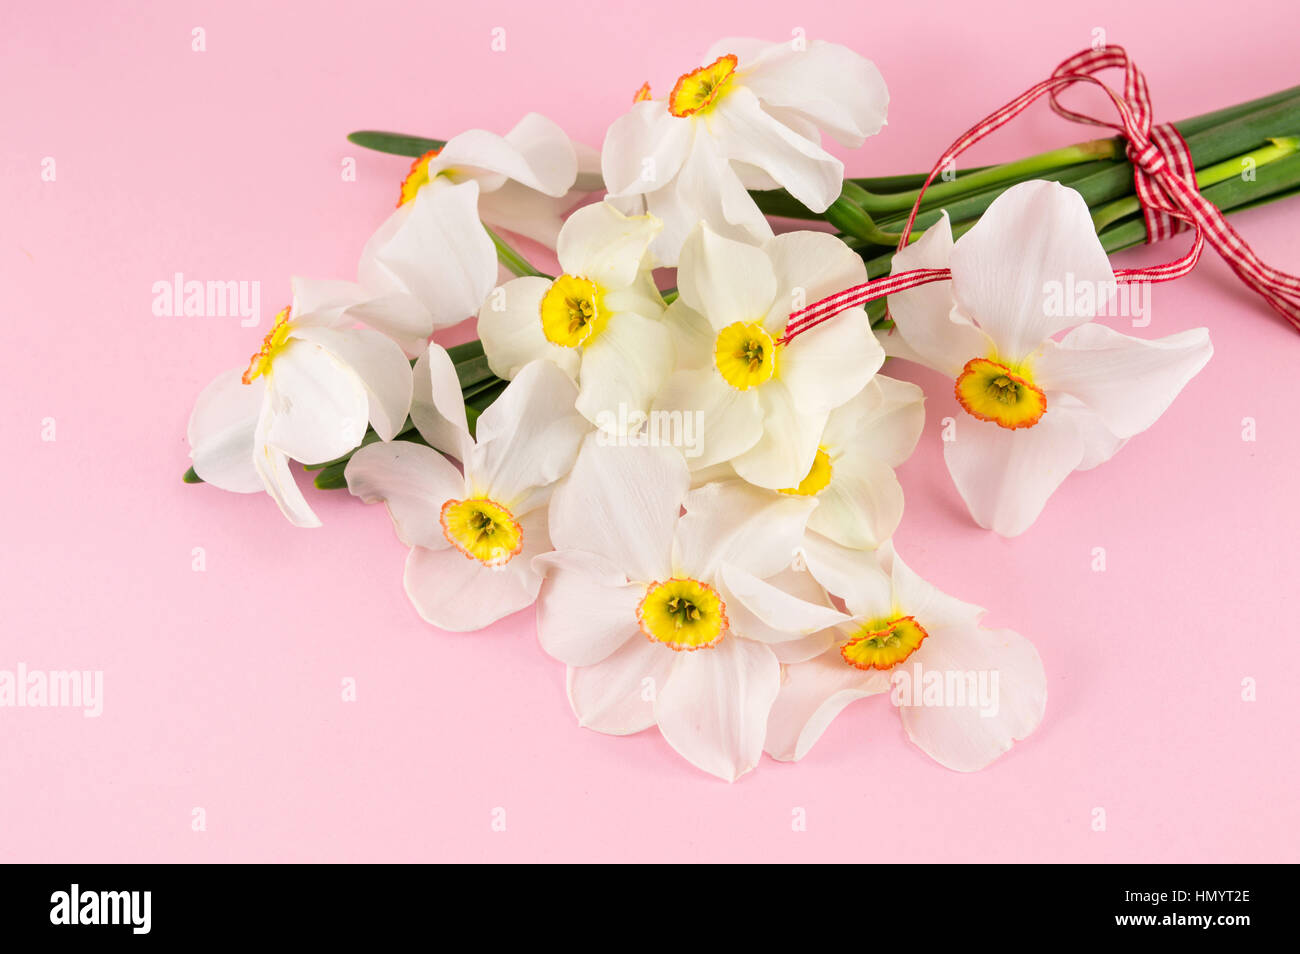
440, 497, 523, 566
668, 54, 738, 118
242, 306, 293, 385
632, 81, 652, 104
397, 148, 445, 207
540, 274, 606, 348
637, 578, 728, 651
714, 321, 777, 390
954, 357, 1047, 429
780, 447, 833, 496
840, 615, 930, 671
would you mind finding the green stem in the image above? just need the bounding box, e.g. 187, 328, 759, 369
484, 225, 550, 279
851, 138, 1120, 215
1091, 135, 1300, 231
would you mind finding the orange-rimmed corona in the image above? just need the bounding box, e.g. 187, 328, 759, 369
637, 578, 728, 651
440, 497, 524, 567
242, 306, 293, 385
668, 54, 738, 118
840, 615, 930, 671
397, 148, 444, 207
954, 357, 1047, 429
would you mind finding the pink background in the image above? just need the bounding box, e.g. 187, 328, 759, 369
3, 0, 1298, 862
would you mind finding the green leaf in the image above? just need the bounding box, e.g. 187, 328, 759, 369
346, 130, 446, 158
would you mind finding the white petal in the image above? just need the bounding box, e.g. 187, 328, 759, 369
467, 360, 589, 512
476, 180, 572, 249
949, 180, 1113, 361
660, 298, 715, 371
436, 112, 577, 196
252, 401, 320, 527
730, 380, 826, 490
575, 312, 675, 433
602, 269, 667, 322
885, 543, 987, 632
763, 229, 869, 335
901, 624, 1046, 771
651, 369, 763, 470
1035, 323, 1213, 439
361, 180, 497, 331
289, 277, 366, 328
703, 36, 778, 66
944, 412, 1085, 537
548, 435, 685, 583
822, 375, 925, 466
807, 452, 904, 549
673, 480, 814, 581
187, 368, 264, 492
345, 292, 436, 358
409, 343, 473, 463
291, 326, 412, 440
557, 201, 663, 288
1055, 396, 1127, 471
567, 637, 676, 735
654, 637, 781, 781
477, 275, 581, 381
777, 309, 884, 414
798, 531, 893, 612
765, 646, 890, 761
660, 137, 773, 266
676, 222, 777, 330
264, 337, 369, 464
740, 40, 889, 147
601, 101, 693, 197
753, 566, 841, 664
710, 86, 843, 213
886, 213, 992, 377
716, 562, 848, 644
403, 508, 549, 631
534, 549, 645, 666
345, 440, 463, 550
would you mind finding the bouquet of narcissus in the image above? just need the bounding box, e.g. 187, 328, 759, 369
184, 37, 1300, 780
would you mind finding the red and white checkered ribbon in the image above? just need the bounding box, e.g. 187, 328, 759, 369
780, 44, 1300, 343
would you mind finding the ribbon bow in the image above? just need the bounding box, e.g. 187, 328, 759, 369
781, 44, 1300, 343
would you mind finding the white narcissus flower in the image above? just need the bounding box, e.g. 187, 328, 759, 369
477, 202, 672, 434
536, 437, 848, 782
886, 180, 1213, 537
344, 360, 589, 632
768, 541, 1047, 772
394, 112, 584, 248
327, 114, 585, 355
653, 224, 885, 490
776, 375, 924, 550
187, 281, 414, 528
602, 37, 889, 265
